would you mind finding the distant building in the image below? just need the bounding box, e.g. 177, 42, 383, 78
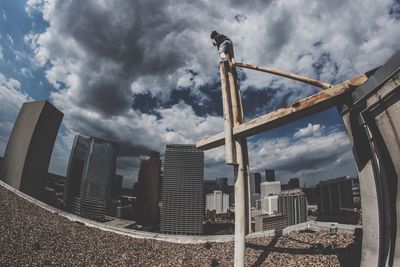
204, 180, 217, 195
136, 151, 161, 228
254, 172, 262, 194
1, 100, 63, 200
160, 144, 204, 235
281, 178, 300, 191
216, 177, 228, 190
206, 190, 229, 214
251, 193, 261, 208
224, 184, 235, 206
303, 185, 319, 205
64, 135, 117, 218
265, 169, 275, 182
288, 178, 300, 188
249, 172, 262, 194
79, 138, 117, 218
63, 135, 90, 208
44, 172, 66, 206
255, 214, 288, 232
261, 195, 279, 215
317, 176, 356, 224
0, 156, 4, 178
278, 189, 307, 226
261, 181, 281, 197
111, 174, 123, 199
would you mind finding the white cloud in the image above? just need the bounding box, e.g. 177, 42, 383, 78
0, 73, 32, 156
21, 68, 33, 78
1, 9, 6, 22
25, 0, 45, 16
293, 123, 325, 138
7, 34, 14, 46
248, 125, 355, 184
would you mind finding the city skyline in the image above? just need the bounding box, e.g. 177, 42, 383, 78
1, 1, 400, 188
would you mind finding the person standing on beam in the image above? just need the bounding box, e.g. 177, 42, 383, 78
210, 31, 235, 63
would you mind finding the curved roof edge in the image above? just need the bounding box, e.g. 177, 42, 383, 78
0, 180, 361, 243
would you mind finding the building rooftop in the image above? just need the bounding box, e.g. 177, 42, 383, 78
0, 182, 361, 266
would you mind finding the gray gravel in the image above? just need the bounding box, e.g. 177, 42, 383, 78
0, 185, 361, 266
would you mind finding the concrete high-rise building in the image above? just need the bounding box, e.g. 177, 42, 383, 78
111, 174, 123, 199
250, 172, 262, 195
288, 178, 300, 188
160, 144, 204, 235
204, 180, 217, 194
206, 190, 229, 214
1, 100, 63, 199
261, 181, 281, 197
79, 138, 117, 218
265, 169, 275, 182
278, 189, 307, 226
317, 176, 356, 224
255, 214, 288, 232
63, 135, 90, 208
216, 177, 228, 190
136, 151, 161, 228
261, 195, 279, 215
254, 172, 262, 194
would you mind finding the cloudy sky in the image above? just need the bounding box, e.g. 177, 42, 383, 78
1, 0, 399, 188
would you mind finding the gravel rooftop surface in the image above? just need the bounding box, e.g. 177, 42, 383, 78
0, 185, 361, 266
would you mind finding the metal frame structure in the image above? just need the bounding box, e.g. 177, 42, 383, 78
196, 49, 400, 266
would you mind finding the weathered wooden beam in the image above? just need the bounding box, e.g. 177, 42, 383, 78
234, 62, 333, 89
196, 72, 369, 150
220, 61, 236, 165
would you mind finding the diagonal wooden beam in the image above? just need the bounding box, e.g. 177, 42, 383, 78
234, 62, 333, 90
196, 72, 370, 150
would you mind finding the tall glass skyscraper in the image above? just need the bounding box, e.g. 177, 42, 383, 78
63, 135, 90, 208
160, 144, 204, 235
63, 135, 117, 218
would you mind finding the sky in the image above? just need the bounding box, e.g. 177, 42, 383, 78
1, 0, 399, 188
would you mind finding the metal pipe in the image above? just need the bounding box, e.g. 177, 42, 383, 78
234, 62, 332, 89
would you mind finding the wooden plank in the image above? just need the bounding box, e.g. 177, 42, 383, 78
219, 61, 236, 165
234, 62, 332, 89
196, 73, 369, 150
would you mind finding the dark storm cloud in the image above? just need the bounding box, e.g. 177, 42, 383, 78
42, 0, 193, 116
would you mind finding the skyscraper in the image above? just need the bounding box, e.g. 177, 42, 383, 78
265, 169, 275, 182
250, 172, 262, 194
136, 151, 161, 228
278, 189, 307, 226
111, 174, 123, 199
1, 100, 63, 199
63, 135, 90, 208
261, 181, 281, 197
317, 176, 355, 223
160, 144, 204, 235
63, 135, 117, 218
216, 177, 228, 190
79, 138, 117, 218
254, 172, 262, 194
206, 190, 229, 214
